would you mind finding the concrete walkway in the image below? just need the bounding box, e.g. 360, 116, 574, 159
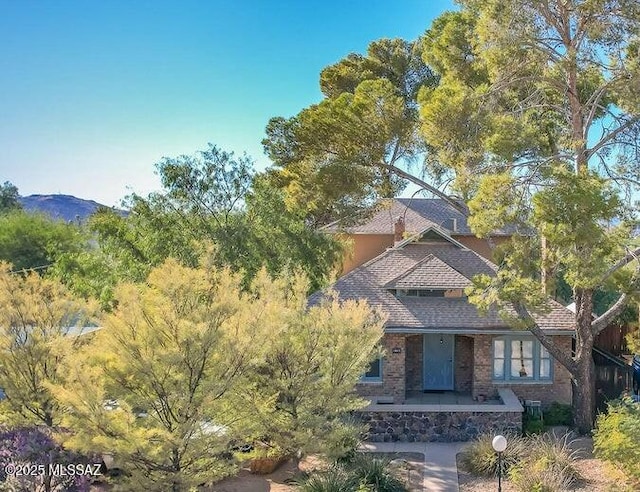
360, 441, 468, 492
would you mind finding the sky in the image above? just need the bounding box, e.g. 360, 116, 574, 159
1, 0, 455, 207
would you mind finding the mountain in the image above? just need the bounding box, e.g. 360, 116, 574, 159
18, 194, 126, 222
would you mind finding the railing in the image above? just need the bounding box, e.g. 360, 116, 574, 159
593, 347, 634, 412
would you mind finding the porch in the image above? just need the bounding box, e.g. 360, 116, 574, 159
357, 388, 524, 442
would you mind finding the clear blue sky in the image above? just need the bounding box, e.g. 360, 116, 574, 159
1, 0, 455, 206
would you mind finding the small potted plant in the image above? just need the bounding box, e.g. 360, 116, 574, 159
249, 443, 288, 474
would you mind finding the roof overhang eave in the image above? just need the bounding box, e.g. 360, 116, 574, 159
384, 327, 575, 335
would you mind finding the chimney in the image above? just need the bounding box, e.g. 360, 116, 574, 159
394, 216, 405, 244
443, 217, 458, 232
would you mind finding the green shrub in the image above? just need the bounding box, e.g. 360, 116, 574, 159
299, 465, 357, 492
594, 397, 640, 486
323, 417, 366, 464
299, 454, 408, 492
509, 433, 580, 491
543, 402, 573, 426
509, 465, 574, 492
523, 417, 545, 435
460, 433, 527, 477
348, 455, 408, 492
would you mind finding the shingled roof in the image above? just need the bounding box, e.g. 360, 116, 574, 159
322, 198, 514, 236
313, 237, 574, 333
385, 254, 472, 290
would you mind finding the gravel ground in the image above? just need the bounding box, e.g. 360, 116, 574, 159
210, 452, 424, 492
457, 437, 635, 492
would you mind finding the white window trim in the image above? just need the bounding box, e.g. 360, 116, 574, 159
492, 336, 553, 383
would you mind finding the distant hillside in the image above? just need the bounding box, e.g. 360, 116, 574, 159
18, 194, 126, 222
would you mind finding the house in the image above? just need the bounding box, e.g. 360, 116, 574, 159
322, 198, 513, 274
320, 199, 576, 442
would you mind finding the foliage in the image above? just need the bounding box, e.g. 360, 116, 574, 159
459, 433, 527, 477
594, 397, 640, 485
298, 465, 357, 492
235, 273, 385, 461
298, 456, 408, 492
322, 416, 366, 464
509, 433, 581, 491
0, 265, 96, 428
52, 260, 382, 491
0, 210, 85, 273
87, 145, 344, 296
0, 181, 21, 213
424, 0, 640, 433
523, 414, 545, 436
263, 38, 438, 225
52, 259, 268, 490
0, 426, 93, 492
509, 466, 574, 492
348, 454, 408, 492
543, 402, 573, 427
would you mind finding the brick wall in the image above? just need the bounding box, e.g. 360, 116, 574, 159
455, 335, 473, 392
356, 333, 406, 403
472, 334, 573, 406
405, 335, 422, 392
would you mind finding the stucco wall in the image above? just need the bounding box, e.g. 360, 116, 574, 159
339, 234, 394, 274
454, 236, 510, 261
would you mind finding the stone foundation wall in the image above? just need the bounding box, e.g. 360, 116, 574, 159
358, 410, 522, 442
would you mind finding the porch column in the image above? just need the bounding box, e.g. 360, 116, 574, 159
384, 334, 406, 403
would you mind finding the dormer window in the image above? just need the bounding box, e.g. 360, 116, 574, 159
396, 289, 445, 297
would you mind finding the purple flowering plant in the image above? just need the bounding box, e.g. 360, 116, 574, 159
0, 427, 97, 492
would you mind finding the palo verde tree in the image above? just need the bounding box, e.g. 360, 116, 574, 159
54, 260, 383, 491
420, 0, 640, 432
235, 272, 385, 464
0, 263, 96, 428
54, 259, 269, 491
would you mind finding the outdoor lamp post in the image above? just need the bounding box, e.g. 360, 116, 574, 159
492, 434, 507, 492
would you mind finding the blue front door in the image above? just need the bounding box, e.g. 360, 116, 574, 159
423, 334, 454, 390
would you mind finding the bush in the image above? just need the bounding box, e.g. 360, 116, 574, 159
543, 402, 573, 426
348, 455, 407, 492
299, 454, 408, 492
299, 465, 357, 492
323, 417, 366, 464
509, 433, 581, 491
459, 433, 527, 477
0, 427, 94, 492
509, 465, 574, 492
523, 417, 545, 435
594, 397, 640, 485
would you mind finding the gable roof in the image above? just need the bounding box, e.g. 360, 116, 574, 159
385, 254, 471, 290
312, 237, 574, 333
322, 198, 514, 236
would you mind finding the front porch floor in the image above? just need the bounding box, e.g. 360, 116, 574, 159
405, 391, 500, 405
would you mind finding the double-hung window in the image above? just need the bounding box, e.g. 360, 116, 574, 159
492, 337, 552, 382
